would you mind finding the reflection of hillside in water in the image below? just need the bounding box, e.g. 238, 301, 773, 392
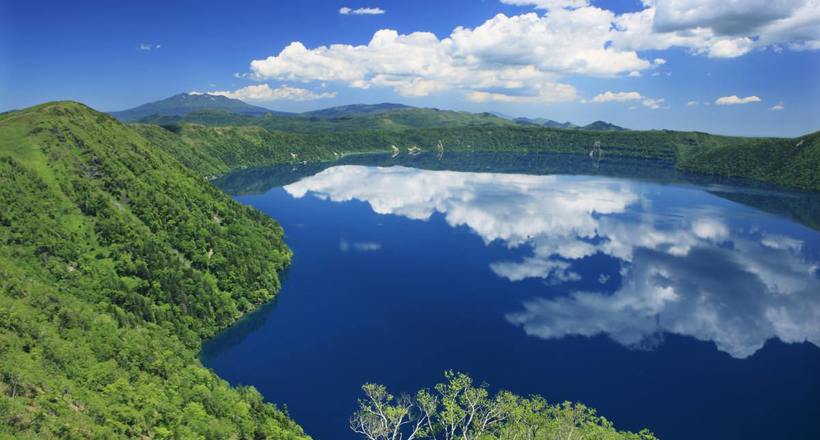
285, 165, 820, 359
200, 292, 283, 360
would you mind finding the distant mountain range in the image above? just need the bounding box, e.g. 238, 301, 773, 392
514, 117, 627, 131
515, 117, 577, 130
110, 93, 627, 132
301, 102, 412, 118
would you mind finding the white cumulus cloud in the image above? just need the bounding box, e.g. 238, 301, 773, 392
769, 102, 785, 111
209, 84, 336, 102
715, 95, 762, 105
612, 0, 820, 58
238, 2, 819, 102
247, 9, 652, 102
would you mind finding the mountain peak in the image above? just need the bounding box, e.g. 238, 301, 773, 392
109, 92, 275, 122
581, 120, 627, 131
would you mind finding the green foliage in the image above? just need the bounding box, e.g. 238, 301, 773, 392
133, 123, 686, 178
136, 107, 518, 134
115, 93, 819, 191
131, 123, 341, 177
301, 103, 411, 118
136, 116, 819, 191
0, 102, 307, 439
580, 120, 627, 131
677, 131, 820, 191
351, 372, 658, 440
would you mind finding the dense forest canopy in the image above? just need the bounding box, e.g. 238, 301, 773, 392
132, 118, 820, 192
0, 102, 306, 438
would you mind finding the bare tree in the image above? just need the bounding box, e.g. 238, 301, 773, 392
350, 383, 429, 440
351, 371, 508, 440
351, 372, 659, 440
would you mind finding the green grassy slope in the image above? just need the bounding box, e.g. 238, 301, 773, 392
0, 102, 308, 439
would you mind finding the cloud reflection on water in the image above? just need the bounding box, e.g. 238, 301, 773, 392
284, 165, 820, 358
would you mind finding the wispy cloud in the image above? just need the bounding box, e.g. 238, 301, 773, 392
590, 91, 666, 109
715, 95, 762, 105
208, 84, 336, 102
247, 11, 651, 102
769, 102, 785, 111
339, 239, 382, 252
339, 6, 385, 15
466, 85, 577, 104
499, 0, 588, 9
138, 43, 161, 51
591, 91, 642, 102
641, 97, 666, 109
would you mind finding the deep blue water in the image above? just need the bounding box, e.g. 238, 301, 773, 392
202, 154, 820, 440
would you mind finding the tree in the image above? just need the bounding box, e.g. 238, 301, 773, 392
351, 372, 658, 440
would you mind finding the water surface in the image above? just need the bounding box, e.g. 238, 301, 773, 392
202, 153, 820, 440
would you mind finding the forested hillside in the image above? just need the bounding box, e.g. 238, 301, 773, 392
131, 123, 342, 177
676, 131, 820, 191
135, 107, 518, 133
0, 102, 308, 439
111, 91, 820, 191
132, 119, 820, 191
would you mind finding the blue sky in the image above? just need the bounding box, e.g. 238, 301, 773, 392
2, 0, 819, 136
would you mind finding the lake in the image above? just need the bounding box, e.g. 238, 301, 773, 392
202, 153, 820, 440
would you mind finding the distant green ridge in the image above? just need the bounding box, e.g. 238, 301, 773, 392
134, 117, 820, 191
135, 106, 519, 133
113, 93, 633, 132
301, 102, 412, 118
